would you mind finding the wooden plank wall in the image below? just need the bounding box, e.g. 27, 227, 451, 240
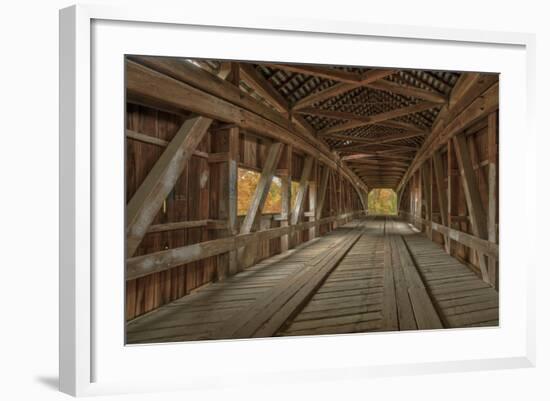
126, 104, 216, 319
400, 112, 499, 284
126, 103, 363, 320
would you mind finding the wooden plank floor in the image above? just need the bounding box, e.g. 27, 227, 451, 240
126, 217, 499, 344
126, 220, 366, 343
398, 226, 499, 328
278, 219, 386, 336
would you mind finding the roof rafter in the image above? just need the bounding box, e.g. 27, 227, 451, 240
322, 131, 425, 146
333, 141, 418, 153
291, 69, 396, 110
347, 158, 411, 166
318, 101, 440, 136
365, 79, 447, 104
239, 63, 316, 136
266, 63, 362, 83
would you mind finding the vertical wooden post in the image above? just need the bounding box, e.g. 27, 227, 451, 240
238, 141, 284, 268
230, 62, 240, 86
409, 179, 414, 221
290, 156, 314, 246
316, 165, 330, 221
227, 127, 239, 275
421, 161, 432, 240
214, 130, 229, 281
331, 170, 339, 228
468, 135, 488, 207
223, 66, 241, 275
446, 140, 453, 255
280, 145, 292, 252
487, 112, 498, 288
396, 188, 403, 215
414, 171, 422, 230
308, 160, 318, 240
453, 133, 489, 282
338, 169, 343, 218
433, 152, 450, 250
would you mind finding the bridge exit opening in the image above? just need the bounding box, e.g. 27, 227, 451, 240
368, 188, 397, 216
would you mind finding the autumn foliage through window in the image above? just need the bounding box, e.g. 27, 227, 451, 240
237, 168, 282, 215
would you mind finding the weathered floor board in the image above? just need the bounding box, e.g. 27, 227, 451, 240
402, 232, 499, 328
126, 217, 499, 344
126, 221, 365, 343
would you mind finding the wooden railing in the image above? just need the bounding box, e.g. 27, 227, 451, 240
127, 211, 365, 280
399, 211, 498, 260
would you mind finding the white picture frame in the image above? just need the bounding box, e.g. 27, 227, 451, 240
59, 4, 536, 397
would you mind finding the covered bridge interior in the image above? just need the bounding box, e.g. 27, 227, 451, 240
124, 56, 499, 343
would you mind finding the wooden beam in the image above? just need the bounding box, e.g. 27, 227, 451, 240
126, 129, 211, 159
129, 56, 298, 138
334, 142, 418, 153
359, 173, 403, 178
126, 116, 215, 257
432, 152, 450, 250
467, 135, 488, 207
130, 56, 325, 152
126, 211, 362, 280
400, 211, 498, 260
266, 63, 362, 83
433, 73, 495, 134
431, 222, 498, 260
342, 153, 377, 161
207, 152, 229, 163
396, 74, 499, 192
239, 64, 288, 113
360, 69, 397, 84
291, 156, 314, 226
446, 141, 453, 254
365, 79, 447, 104
126, 59, 369, 200
318, 101, 438, 136
377, 120, 430, 134
227, 127, 240, 275
239, 63, 316, 136
296, 107, 371, 122
421, 161, 433, 240
453, 134, 488, 237
146, 219, 227, 233
230, 62, 240, 86
290, 156, 314, 246
350, 158, 410, 165
293, 83, 357, 110
348, 154, 411, 161
300, 108, 428, 135
308, 161, 318, 239
353, 167, 407, 174
280, 145, 293, 252
323, 131, 425, 146
349, 161, 409, 168
487, 112, 498, 288
315, 166, 330, 221
238, 142, 284, 268
453, 133, 489, 282
126, 129, 169, 147
292, 69, 395, 110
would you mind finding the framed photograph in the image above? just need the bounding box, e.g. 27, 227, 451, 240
59, 4, 536, 396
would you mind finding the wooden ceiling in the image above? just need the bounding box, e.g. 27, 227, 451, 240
246, 61, 459, 190
139, 57, 462, 190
